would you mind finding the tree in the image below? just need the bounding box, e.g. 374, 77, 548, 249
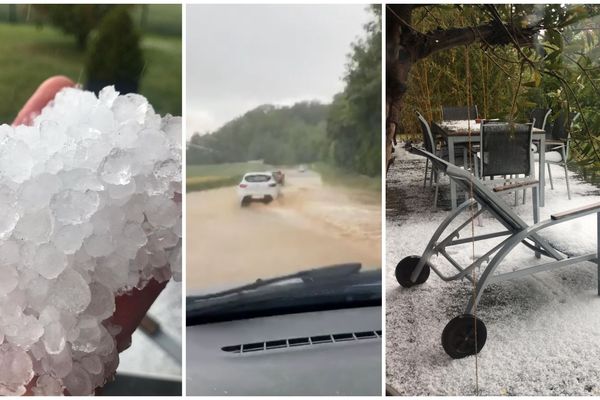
85, 6, 145, 94
33, 5, 118, 49
327, 5, 382, 177
386, 4, 600, 171
186, 102, 329, 166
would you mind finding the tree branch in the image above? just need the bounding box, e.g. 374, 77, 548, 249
407, 22, 540, 61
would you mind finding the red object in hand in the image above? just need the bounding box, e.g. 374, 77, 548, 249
112, 279, 168, 352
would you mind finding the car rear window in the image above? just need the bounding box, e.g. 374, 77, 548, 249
245, 174, 270, 182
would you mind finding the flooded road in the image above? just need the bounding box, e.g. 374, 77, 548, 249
186, 168, 381, 293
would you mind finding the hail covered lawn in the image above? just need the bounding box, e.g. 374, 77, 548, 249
386, 146, 600, 396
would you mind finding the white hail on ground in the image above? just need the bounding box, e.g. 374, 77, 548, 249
387, 146, 600, 396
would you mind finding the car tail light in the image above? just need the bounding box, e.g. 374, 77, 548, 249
239, 183, 247, 188
268, 182, 276, 187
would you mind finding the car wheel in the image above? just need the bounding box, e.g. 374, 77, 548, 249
263, 195, 273, 204
241, 197, 250, 207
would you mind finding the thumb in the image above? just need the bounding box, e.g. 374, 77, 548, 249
13, 76, 76, 127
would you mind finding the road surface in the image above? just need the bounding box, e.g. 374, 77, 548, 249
187, 168, 381, 293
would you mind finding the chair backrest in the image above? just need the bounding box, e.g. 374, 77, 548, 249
529, 108, 552, 131
442, 105, 478, 121
416, 111, 436, 154
551, 111, 580, 141
480, 123, 533, 177
407, 145, 529, 232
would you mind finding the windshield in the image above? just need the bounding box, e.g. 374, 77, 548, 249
244, 174, 271, 182
185, 4, 382, 316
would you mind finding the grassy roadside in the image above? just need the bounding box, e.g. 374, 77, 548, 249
312, 162, 381, 192
187, 162, 274, 192
187, 176, 242, 192
187, 161, 382, 193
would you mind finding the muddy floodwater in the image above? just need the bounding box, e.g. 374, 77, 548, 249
187, 169, 381, 293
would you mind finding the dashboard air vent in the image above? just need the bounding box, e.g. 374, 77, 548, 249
221, 330, 381, 354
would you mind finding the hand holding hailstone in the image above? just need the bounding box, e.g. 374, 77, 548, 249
0, 76, 182, 395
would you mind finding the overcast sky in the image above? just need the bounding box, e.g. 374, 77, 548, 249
186, 4, 373, 138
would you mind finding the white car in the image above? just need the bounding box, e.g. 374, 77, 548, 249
237, 172, 280, 206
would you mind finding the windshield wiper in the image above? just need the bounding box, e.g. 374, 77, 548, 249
192, 263, 362, 301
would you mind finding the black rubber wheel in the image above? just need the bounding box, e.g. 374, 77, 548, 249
263, 195, 273, 204
395, 255, 430, 288
442, 314, 487, 359
241, 197, 251, 207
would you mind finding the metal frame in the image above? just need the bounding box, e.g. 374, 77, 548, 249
417, 112, 470, 207
530, 108, 552, 131
407, 146, 600, 314
543, 112, 580, 200
432, 122, 548, 209
416, 111, 437, 193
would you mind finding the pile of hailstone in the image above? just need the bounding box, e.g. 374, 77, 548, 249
0, 87, 181, 395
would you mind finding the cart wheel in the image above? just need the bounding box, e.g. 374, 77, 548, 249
442, 314, 487, 359
395, 255, 430, 288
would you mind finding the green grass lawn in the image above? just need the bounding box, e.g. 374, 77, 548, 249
0, 21, 181, 124
139, 33, 182, 116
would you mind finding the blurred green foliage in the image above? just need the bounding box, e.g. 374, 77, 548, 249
398, 4, 600, 170
130, 4, 181, 37
188, 102, 329, 166
85, 6, 144, 87
0, 4, 181, 36
327, 5, 381, 177
0, 4, 181, 123
32, 4, 116, 49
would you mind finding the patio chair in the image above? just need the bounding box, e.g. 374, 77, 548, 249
440, 106, 479, 168
534, 112, 580, 200
474, 122, 537, 205
529, 108, 552, 131
416, 111, 466, 207
441, 105, 479, 121
416, 111, 437, 187
395, 144, 600, 359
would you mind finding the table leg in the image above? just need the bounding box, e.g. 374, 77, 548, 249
539, 135, 546, 207
449, 138, 457, 209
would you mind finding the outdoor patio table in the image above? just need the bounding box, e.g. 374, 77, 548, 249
431, 120, 547, 209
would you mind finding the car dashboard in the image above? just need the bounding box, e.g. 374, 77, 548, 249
187, 306, 381, 396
